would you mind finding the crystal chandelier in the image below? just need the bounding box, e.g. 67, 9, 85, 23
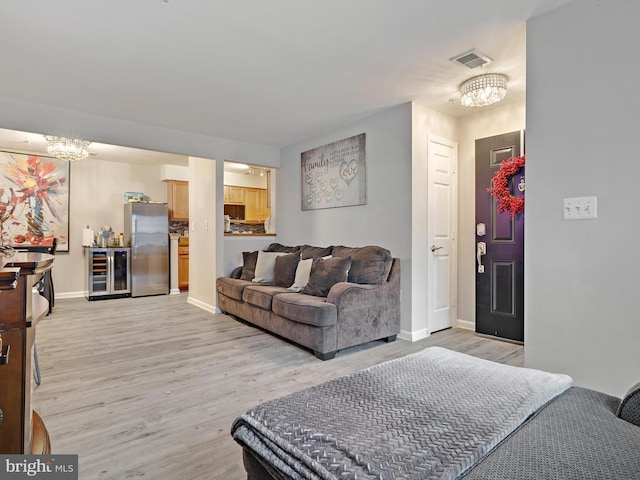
44, 135, 91, 161
459, 73, 508, 107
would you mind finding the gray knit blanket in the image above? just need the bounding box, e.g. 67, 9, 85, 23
231, 347, 572, 480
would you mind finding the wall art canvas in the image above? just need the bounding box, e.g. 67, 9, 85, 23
301, 133, 366, 211
0, 151, 70, 251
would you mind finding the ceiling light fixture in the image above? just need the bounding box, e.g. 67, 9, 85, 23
459, 73, 508, 107
44, 135, 91, 161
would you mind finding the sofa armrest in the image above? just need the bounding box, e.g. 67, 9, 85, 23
230, 266, 243, 279
326, 258, 401, 350
326, 282, 377, 303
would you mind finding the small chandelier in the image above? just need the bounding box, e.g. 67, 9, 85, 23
44, 135, 91, 161
459, 73, 508, 107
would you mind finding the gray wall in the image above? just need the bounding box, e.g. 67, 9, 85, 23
526, 0, 640, 397
279, 104, 414, 331
278, 102, 458, 337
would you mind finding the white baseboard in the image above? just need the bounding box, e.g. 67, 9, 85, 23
456, 319, 474, 331
169, 288, 181, 295
398, 328, 429, 342
187, 296, 218, 314
56, 291, 87, 299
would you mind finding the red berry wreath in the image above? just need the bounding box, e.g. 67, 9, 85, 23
487, 155, 525, 219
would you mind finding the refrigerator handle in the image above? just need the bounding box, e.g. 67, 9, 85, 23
134, 218, 138, 247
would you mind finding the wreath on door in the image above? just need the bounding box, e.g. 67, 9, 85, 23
487, 155, 525, 218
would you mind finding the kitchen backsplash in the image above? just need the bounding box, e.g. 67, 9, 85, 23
169, 221, 188, 236
230, 222, 266, 234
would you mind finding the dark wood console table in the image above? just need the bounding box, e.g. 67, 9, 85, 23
0, 251, 54, 454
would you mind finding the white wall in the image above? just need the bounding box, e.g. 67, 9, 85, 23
456, 102, 526, 329
0, 97, 280, 170
411, 103, 458, 339
224, 171, 268, 188
53, 158, 168, 296
186, 156, 218, 313
526, 0, 640, 397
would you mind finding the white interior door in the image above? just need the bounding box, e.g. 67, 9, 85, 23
427, 135, 457, 333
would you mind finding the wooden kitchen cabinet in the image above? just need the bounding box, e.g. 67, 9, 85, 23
168, 180, 189, 221
244, 188, 270, 221
224, 185, 245, 204
178, 237, 189, 291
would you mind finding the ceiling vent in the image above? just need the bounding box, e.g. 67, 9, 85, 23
450, 49, 493, 69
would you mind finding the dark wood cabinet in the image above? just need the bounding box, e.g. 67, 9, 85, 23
0, 252, 54, 454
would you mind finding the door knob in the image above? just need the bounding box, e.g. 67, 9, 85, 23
431, 245, 443, 252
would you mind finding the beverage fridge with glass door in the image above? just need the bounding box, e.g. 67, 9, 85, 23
87, 247, 131, 299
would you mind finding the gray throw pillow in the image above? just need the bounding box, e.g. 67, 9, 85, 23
273, 252, 301, 287
332, 245, 392, 284
302, 256, 351, 297
267, 243, 300, 253
240, 251, 259, 281
300, 245, 333, 260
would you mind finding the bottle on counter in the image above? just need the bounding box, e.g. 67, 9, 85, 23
119, 232, 124, 247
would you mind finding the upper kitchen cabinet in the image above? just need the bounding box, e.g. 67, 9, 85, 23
245, 188, 271, 222
167, 180, 189, 221
224, 185, 245, 205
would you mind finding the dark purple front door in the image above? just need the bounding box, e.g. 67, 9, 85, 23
475, 131, 524, 343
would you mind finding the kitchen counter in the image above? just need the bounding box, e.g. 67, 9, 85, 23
224, 233, 276, 237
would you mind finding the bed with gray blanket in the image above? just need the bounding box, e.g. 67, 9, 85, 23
231, 347, 640, 480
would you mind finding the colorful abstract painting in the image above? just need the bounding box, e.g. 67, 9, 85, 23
0, 151, 70, 251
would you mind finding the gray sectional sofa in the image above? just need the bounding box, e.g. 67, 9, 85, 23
216, 243, 400, 360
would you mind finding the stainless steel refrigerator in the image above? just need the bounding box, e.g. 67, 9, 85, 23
124, 202, 169, 297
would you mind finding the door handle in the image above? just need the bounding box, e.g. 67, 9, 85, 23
431, 245, 443, 252
477, 242, 486, 274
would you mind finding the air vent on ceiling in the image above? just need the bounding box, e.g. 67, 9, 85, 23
450, 49, 493, 69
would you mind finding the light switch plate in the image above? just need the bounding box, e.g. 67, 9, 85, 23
563, 196, 597, 220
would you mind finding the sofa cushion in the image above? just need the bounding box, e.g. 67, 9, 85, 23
303, 256, 351, 297
217, 277, 255, 301
272, 293, 337, 327
253, 251, 287, 284
243, 285, 289, 310
267, 243, 300, 253
300, 245, 333, 260
240, 251, 259, 280
273, 252, 301, 287
332, 245, 392, 284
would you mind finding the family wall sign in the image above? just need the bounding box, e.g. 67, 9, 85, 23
300, 133, 366, 211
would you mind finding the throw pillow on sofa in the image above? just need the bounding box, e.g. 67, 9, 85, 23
300, 245, 333, 259
303, 256, 352, 297
287, 258, 313, 292
288, 255, 333, 292
253, 251, 287, 283
267, 243, 301, 253
332, 245, 392, 284
240, 251, 259, 280
273, 252, 301, 287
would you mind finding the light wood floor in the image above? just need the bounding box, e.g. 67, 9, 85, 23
32, 294, 523, 480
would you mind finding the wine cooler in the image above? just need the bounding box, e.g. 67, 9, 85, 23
87, 247, 131, 299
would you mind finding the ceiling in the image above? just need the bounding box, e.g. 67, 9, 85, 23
0, 0, 571, 164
